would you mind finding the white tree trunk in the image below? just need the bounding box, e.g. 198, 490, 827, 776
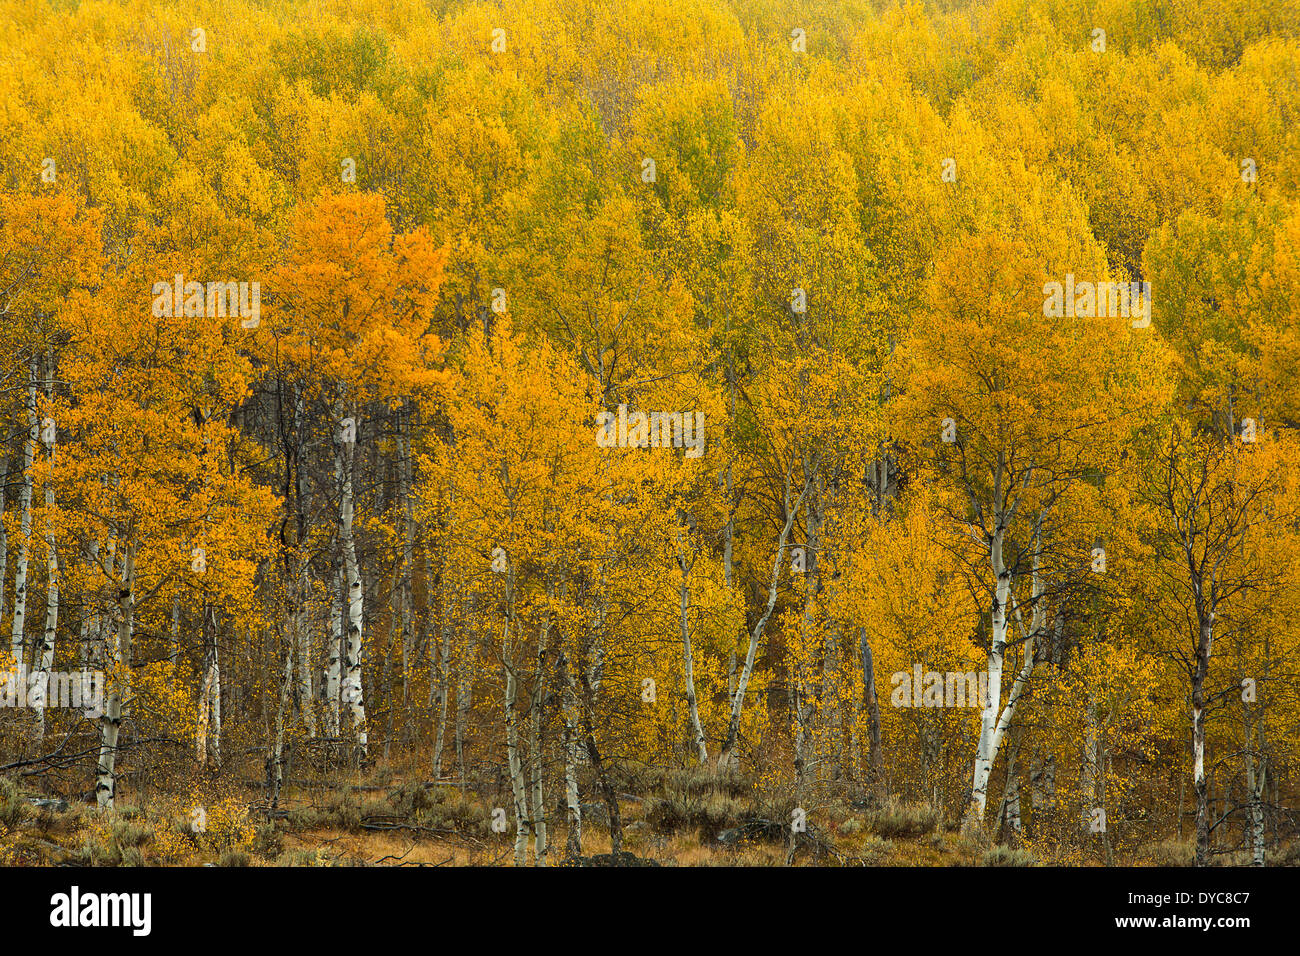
431, 609, 453, 777
503, 640, 530, 866
96, 542, 136, 810
336, 409, 367, 759
1243, 700, 1266, 865
794, 472, 822, 786
32, 442, 58, 744
210, 633, 222, 767
296, 564, 316, 737
270, 640, 294, 807
0, 452, 9, 639
325, 562, 342, 738
1006, 752, 1022, 834
197, 606, 217, 768
1192, 615, 1212, 866
719, 472, 811, 769
529, 621, 549, 865
558, 650, 582, 858
969, 525, 1010, 824
679, 549, 707, 764
9, 358, 37, 670
396, 405, 414, 748
968, 510, 1045, 829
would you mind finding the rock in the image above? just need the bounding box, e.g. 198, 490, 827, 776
571, 851, 659, 867
717, 819, 786, 845
26, 797, 68, 812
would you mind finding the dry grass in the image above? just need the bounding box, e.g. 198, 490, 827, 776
5, 765, 1296, 866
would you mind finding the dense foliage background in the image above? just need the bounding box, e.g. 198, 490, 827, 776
1, 0, 1298, 867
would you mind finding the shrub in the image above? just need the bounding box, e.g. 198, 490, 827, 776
864, 799, 940, 838
982, 846, 1037, 866
275, 848, 327, 867
1145, 840, 1195, 866
0, 778, 28, 833
252, 823, 284, 859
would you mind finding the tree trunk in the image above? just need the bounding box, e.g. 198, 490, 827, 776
33, 387, 58, 744
336, 407, 368, 760
968, 523, 1010, 826
679, 548, 707, 763
96, 541, 136, 810
1243, 703, 1266, 866
324, 560, 343, 739
968, 511, 1043, 830
529, 620, 549, 866
557, 650, 582, 858
270, 637, 294, 808
197, 603, 218, 768
503, 634, 530, 866
860, 628, 883, 789
431, 605, 453, 777
9, 357, 38, 670
396, 404, 415, 750
1192, 615, 1213, 866
719, 472, 811, 768
0, 451, 9, 643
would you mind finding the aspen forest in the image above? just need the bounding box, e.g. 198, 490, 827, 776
1, 0, 1300, 873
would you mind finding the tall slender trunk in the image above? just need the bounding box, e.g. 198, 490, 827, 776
33, 382, 58, 744
503, 629, 530, 866
325, 561, 342, 738
396, 404, 415, 749
860, 628, 883, 789
578, 637, 622, 859
295, 564, 315, 736
96, 541, 136, 810
82, 541, 100, 669
969, 524, 1010, 825
1243, 693, 1266, 865
1192, 614, 1213, 866
270, 637, 294, 808
1004, 738, 1022, 837
719, 471, 812, 768
0, 451, 9, 642
289, 386, 316, 738
968, 508, 1043, 830
529, 619, 549, 866
335, 406, 367, 759
210, 634, 222, 767
431, 602, 453, 777
10, 357, 38, 670
679, 547, 707, 763
557, 649, 582, 858
794, 470, 821, 785
455, 616, 474, 785
197, 603, 217, 768
724, 363, 737, 700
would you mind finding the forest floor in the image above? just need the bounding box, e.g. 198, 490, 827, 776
1, 762, 1293, 867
